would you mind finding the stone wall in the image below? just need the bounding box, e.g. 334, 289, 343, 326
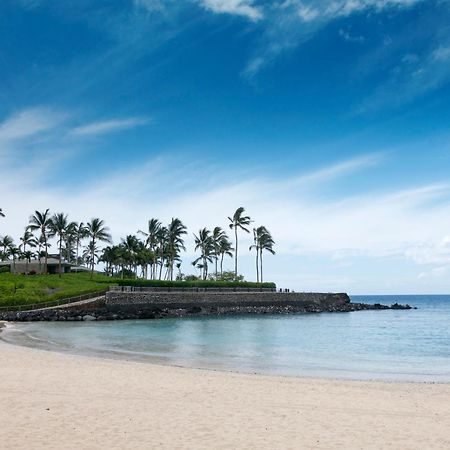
105, 291, 351, 312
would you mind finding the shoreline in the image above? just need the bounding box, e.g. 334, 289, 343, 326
1, 339, 449, 449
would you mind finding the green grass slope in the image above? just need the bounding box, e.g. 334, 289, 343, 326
0, 273, 113, 308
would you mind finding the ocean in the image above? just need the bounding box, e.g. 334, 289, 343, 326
2, 295, 450, 382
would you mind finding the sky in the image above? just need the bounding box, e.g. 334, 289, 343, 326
1, 0, 450, 294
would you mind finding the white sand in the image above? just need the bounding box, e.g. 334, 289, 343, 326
0, 338, 449, 450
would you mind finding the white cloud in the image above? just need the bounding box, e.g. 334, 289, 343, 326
199, 0, 263, 21
70, 117, 150, 136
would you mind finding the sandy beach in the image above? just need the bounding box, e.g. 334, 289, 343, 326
0, 336, 449, 450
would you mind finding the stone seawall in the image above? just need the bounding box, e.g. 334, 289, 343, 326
105, 291, 351, 312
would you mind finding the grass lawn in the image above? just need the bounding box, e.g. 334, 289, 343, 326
0, 272, 115, 308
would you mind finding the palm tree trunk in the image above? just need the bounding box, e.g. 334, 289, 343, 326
255, 249, 259, 283
260, 250, 263, 283
58, 238, 62, 278
234, 226, 238, 277
159, 248, 164, 280
90, 238, 95, 279
220, 253, 224, 275
44, 236, 48, 274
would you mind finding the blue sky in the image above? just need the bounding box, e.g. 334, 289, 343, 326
1, 0, 450, 293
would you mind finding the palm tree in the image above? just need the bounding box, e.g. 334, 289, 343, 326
218, 235, 233, 275
121, 235, 141, 276
36, 235, 51, 273
228, 207, 252, 278
48, 212, 69, 278
74, 222, 88, 267
83, 241, 100, 272
156, 226, 168, 280
0, 235, 14, 258
211, 227, 227, 276
9, 246, 20, 273
249, 228, 261, 283
193, 228, 214, 280
63, 221, 78, 263
166, 218, 187, 281
138, 218, 161, 279
258, 226, 275, 283
86, 218, 112, 278
28, 209, 51, 273
20, 230, 37, 253
22, 250, 35, 274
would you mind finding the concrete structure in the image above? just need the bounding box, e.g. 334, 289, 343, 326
105, 290, 352, 312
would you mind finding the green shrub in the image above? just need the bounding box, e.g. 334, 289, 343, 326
114, 279, 276, 289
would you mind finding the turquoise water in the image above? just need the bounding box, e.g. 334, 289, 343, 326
3, 295, 450, 382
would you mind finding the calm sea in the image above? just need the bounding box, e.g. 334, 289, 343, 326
2, 295, 450, 382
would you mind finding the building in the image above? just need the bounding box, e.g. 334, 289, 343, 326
0, 254, 72, 275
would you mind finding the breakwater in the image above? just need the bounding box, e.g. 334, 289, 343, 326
0, 290, 412, 321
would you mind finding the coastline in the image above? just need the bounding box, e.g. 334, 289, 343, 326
1, 339, 449, 449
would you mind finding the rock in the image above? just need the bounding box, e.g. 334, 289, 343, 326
391, 303, 412, 310
82, 315, 96, 321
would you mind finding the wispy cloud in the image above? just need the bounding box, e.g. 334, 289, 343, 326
0, 107, 65, 143
357, 42, 450, 112
70, 117, 150, 137
198, 0, 263, 21
242, 0, 423, 78
339, 28, 365, 43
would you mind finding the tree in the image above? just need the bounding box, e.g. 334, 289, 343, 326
28, 209, 51, 273
217, 235, 233, 275
258, 226, 275, 283
86, 218, 112, 278
249, 228, 261, 283
48, 212, 69, 277
211, 227, 227, 276
166, 218, 187, 281
193, 228, 214, 280
0, 235, 14, 261
156, 226, 168, 280
9, 246, 20, 273
138, 218, 161, 279
83, 241, 100, 272
74, 222, 88, 267
22, 250, 35, 274
228, 207, 251, 278
63, 221, 79, 263
249, 226, 274, 283
20, 230, 37, 253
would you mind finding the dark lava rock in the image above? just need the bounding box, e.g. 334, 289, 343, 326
390, 303, 412, 310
